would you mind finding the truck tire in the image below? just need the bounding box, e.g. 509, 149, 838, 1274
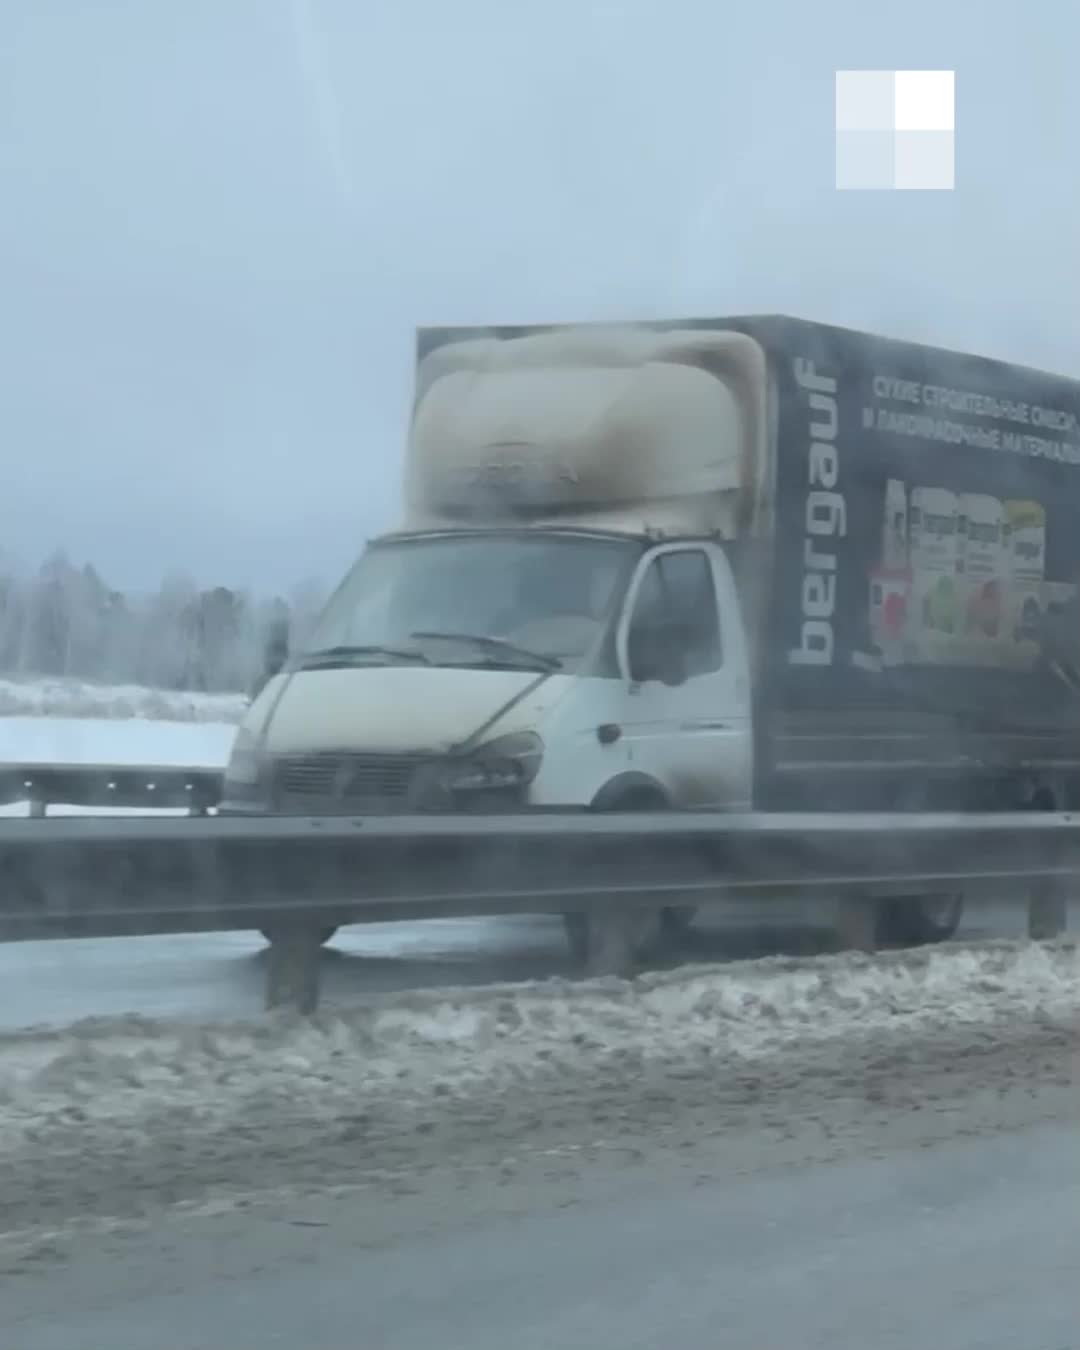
875, 893, 964, 947
261, 925, 338, 948
661, 905, 699, 939
561, 782, 698, 968
871, 783, 965, 947
561, 907, 661, 972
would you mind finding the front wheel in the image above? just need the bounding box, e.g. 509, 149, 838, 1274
562, 908, 664, 970
566, 786, 699, 966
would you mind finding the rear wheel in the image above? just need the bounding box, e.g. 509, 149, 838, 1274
261, 925, 338, 947
875, 893, 964, 947
561, 908, 664, 971
867, 782, 965, 948
661, 904, 699, 939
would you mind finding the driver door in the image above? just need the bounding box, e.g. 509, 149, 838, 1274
613, 544, 752, 809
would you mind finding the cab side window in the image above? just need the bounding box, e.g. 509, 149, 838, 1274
626, 550, 722, 682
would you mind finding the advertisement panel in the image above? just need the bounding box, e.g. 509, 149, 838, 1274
730, 315, 1080, 724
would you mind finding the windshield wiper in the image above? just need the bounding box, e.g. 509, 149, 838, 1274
298, 643, 431, 670
410, 630, 561, 672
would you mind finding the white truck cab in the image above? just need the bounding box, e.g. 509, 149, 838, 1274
226, 526, 754, 816
224, 325, 766, 819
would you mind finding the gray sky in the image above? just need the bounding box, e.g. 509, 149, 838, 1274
1, 0, 1076, 593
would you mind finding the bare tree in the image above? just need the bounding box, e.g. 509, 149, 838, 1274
0, 552, 327, 693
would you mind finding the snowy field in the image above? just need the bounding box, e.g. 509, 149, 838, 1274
0, 676, 247, 723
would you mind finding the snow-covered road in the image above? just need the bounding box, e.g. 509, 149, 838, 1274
0, 917, 569, 1028
6, 1116, 1076, 1350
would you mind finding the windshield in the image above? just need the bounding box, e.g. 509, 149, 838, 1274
303, 533, 635, 672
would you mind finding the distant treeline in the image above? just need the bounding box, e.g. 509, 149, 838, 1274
0, 552, 326, 693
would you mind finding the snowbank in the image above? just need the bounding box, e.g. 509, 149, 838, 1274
0, 715, 235, 769
1, 939, 1075, 1154
0, 701, 235, 815
0, 677, 247, 724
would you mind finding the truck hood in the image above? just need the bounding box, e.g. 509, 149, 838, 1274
260, 665, 570, 755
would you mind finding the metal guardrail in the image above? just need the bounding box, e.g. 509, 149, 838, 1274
1, 804, 1076, 1009
0, 763, 224, 815
1, 760, 1075, 1009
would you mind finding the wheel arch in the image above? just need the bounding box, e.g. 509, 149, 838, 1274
589, 773, 671, 811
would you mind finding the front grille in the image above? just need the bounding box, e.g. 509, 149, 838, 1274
273, 754, 421, 811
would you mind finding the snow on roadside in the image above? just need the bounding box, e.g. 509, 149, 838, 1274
0, 677, 247, 724
1, 939, 1075, 1155
0, 708, 234, 815
0, 715, 235, 769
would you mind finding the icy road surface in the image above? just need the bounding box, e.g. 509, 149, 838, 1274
4, 1121, 1076, 1350
1, 940, 1076, 1348
0, 894, 1074, 1033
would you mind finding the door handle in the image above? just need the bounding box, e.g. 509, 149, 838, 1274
682, 721, 731, 730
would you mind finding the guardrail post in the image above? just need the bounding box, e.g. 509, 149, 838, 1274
264, 926, 323, 1014
28, 797, 46, 818
1027, 878, 1067, 941
835, 896, 877, 953
583, 907, 637, 978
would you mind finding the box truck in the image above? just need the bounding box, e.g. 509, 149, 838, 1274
224, 316, 1080, 950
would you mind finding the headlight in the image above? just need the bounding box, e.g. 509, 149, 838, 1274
443, 731, 543, 792
223, 726, 261, 787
